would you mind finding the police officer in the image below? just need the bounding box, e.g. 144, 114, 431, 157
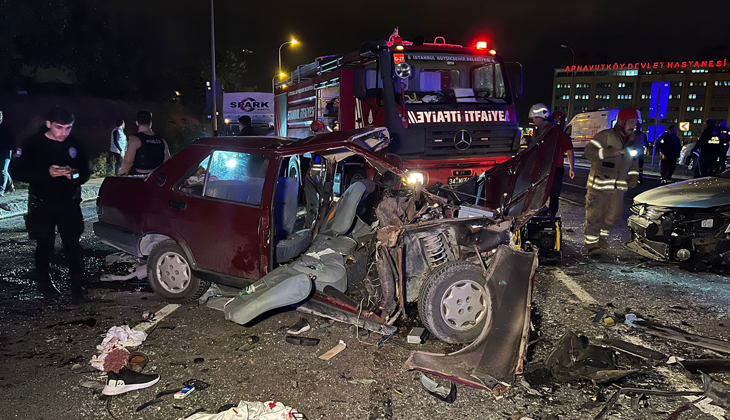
118, 110, 170, 175
692, 119, 723, 178
657, 125, 682, 183
10, 107, 90, 303
583, 108, 640, 256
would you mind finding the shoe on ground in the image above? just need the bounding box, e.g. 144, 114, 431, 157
598, 239, 609, 250
102, 368, 160, 396
286, 318, 311, 335
38, 282, 61, 299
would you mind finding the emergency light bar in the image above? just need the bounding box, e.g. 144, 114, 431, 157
476, 41, 488, 49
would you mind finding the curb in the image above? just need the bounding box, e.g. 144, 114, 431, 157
0, 179, 103, 221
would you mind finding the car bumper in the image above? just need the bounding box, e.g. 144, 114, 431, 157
627, 215, 670, 261
93, 221, 143, 256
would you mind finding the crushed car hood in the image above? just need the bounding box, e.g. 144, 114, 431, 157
634, 177, 730, 208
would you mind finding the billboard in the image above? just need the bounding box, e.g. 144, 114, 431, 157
222, 92, 275, 126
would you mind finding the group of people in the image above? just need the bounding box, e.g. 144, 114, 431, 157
691, 118, 729, 178
1, 107, 173, 304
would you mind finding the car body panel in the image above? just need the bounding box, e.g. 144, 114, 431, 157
633, 176, 730, 208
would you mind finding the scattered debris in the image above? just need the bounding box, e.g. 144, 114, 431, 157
626, 316, 730, 354
127, 351, 149, 373
80, 380, 106, 393
194, 357, 205, 364
420, 374, 457, 403
184, 400, 304, 420
603, 317, 615, 327
286, 336, 320, 346
46, 317, 97, 328
600, 338, 667, 361
235, 335, 260, 352
544, 331, 638, 384
175, 384, 195, 399
347, 379, 377, 385
407, 327, 428, 344
319, 340, 347, 360
71, 363, 96, 374
623, 313, 644, 328
680, 359, 730, 374
142, 311, 155, 322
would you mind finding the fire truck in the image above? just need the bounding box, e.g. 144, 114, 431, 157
275, 30, 523, 190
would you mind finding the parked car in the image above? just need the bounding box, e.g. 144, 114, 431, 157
627, 171, 730, 267
677, 141, 698, 171
94, 126, 562, 392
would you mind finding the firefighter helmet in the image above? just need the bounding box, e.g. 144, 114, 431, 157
529, 103, 551, 120
617, 108, 639, 122
310, 120, 325, 133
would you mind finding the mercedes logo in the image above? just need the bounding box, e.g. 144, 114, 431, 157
454, 130, 472, 151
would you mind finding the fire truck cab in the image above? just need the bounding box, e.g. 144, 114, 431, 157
275, 31, 522, 191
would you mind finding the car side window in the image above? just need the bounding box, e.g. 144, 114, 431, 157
203, 151, 270, 206
178, 155, 212, 196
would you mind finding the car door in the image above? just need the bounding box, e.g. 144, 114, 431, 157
170, 149, 275, 280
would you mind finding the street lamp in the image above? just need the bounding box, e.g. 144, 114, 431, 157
278, 39, 298, 76
272, 73, 286, 94
561, 44, 576, 121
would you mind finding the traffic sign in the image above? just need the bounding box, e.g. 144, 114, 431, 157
679, 122, 690, 131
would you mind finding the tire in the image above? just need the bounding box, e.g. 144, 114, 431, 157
147, 240, 211, 304
418, 261, 494, 344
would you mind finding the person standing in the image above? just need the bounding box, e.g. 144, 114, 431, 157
109, 119, 127, 176
629, 121, 650, 183
692, 119, 723, 178
237, 115, 257, 136
529, 106, 575, 219
718, 119, 729, 173
118, 110, 170, 176
0, 110, 15, 196
10, 107, 91, 303
656, 125, 682, 183
583, 108, 640, 256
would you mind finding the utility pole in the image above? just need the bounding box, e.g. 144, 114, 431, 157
210, 0, 218, 136
561, 44, 576, 121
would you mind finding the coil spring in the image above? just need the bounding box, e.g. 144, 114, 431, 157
422, 233, 449, 268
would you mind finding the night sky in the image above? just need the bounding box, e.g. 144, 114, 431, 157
6, 0, 730, 123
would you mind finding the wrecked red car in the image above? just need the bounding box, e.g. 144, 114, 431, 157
95, 125, 562, 393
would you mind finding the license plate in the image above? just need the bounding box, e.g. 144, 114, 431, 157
448, 176, 471, 185
701, 219, 714, 228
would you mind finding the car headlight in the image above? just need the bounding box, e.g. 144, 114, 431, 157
405, 172, 425, 185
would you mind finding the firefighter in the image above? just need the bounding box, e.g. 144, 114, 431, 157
583, 108, 640, 256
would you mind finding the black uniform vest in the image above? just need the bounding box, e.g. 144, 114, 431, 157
134, 132, 165, 170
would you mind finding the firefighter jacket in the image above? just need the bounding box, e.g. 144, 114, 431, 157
584, 127, 640, 191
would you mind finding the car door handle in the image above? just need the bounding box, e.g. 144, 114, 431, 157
169, 200, 187, 210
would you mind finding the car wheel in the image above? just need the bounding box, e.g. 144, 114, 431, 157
147, 240, 210, 304
418, 261, 494, 344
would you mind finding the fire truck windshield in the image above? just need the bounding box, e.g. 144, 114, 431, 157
395, 55, 509, 105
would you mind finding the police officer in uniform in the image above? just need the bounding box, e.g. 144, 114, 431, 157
10, 107, 90, 303
583, 108, 640, 256
118, 110, 170, 175
692, 119, 723, 178
657, 125, 682, 183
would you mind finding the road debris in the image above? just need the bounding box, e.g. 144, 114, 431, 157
319, 340, 346, 360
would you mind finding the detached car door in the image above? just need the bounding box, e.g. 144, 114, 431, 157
171, 149, 274, 280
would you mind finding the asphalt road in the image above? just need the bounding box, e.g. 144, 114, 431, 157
0, 181, 728, 420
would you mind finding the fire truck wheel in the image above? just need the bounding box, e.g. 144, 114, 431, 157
148, 240, 211, 304
418, 261, 494, 344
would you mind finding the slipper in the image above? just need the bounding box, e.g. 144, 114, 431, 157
286, 336, 320, 346
128, 351, 149, 373
286, 318, 311, 335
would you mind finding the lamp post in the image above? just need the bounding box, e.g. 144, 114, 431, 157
210, 0, 218, 136
272, 73, 286, 94
561, 44, 576, 121
278, 39, 298, 77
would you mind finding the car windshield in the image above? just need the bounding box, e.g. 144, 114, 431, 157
395, 54, 509, 104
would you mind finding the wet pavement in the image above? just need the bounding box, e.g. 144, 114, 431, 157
0, 176, 729, 420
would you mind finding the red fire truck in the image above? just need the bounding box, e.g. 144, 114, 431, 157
275, 30, 522, 190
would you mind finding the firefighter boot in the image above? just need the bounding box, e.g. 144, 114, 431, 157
599, 229, 610, 249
